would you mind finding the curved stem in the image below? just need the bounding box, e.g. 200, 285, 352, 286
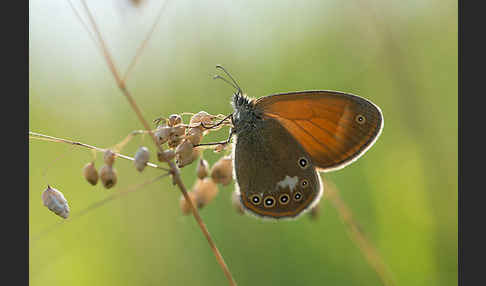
74, 2, 237, 285
324, 179, 396, 286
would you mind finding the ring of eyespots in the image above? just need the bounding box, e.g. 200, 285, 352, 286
263, 196, 276, 208
249, 194, 261, 205
293, 191, 303, 202
278, 194, 290, 205
298, 157, 309, 169
300, 179, 309, 188
355, 114, 366, 124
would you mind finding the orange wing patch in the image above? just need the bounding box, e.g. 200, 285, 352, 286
255, 91, 383, 171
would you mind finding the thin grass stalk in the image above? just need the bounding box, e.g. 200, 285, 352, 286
75, 1, 237, 285
325, 179, 397, 286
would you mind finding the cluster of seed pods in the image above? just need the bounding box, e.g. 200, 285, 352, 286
42, 149, 121, 219
151, 112, 236, 215
42, 111, 244, 219
180, 156, 235, 215
82, 149, 118, 189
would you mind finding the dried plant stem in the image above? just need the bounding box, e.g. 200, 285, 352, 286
79, 0, 124, 86
112, 129, 147, 152
324, 180, 397, 286
31, 173, 170, 244
76, 2, 237, 285
66, 0, 99, 49
122, 0, 170, 83
29, 131, 169, 171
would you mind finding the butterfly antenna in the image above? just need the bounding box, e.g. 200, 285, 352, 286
215, 65, 243, 95
213, 74, 240, 93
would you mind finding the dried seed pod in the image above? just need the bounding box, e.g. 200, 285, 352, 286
176, 148, 200, 168
168, 114, 182, 127
196, 159, 209, 179
83, 161, 99, 186
185, 127, 203, 146
210, 155, 233, 185
232, 191, 244, 215
171, 124, 186, 137
167, 134, 183, 148
155, 126, 171, 145
99, 165, 117, 189
190, 111, 213, 130
193, 178, 219, 207
104, 150, 116, 166
42, 185, 70, 219
134, 146, 150, 172
175, 139, 193, 159
157, 149, 175, 162
176, 141, 200, 168
179, 191, 200, 215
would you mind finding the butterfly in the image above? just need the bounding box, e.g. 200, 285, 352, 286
210, 66, 383, 219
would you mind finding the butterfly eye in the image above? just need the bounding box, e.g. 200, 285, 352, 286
293, 191, 303, 202
263, 196, 276, 208
278, 194, 290, 205
298, 157, 309, 169
355, 114, 366, 124
249, 194, 261, 205
300, 179, 309, 188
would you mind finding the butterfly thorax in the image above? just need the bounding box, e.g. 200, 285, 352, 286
231, 93, 264, 135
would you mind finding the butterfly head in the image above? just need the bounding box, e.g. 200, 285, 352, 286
231, 93, 263, 134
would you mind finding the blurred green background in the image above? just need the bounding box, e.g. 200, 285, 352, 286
29, 0, 457, 285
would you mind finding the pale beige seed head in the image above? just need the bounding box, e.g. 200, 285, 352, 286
176, 146, 200, 168
193, 178, 219, 207
185, 127, 203, 146
167, 134, 183, 148
175, 139, 200, 168
190, 111, 213, 131
134, 146, 150, 172
99, 165, 117, 189
196, 159, 209, 179
171, 124, 186, 137
175, 139, 193, 159
157, 149, 175, 162
231, 191, 244, 215
155, 126, 171, 145
103, 150, 116, 166
179, 191, 200, 215
210, 155, 233, 185
42, 185, 70, 219
83, 161, 99, 186
168, 114, 182, 127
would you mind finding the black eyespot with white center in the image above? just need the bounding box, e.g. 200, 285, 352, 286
298, 157, 309, 169
249, 194, 261, 205
263, 196, 276, 208
300, 179, 309, 188
355, 114, 366, 124
279, 194, 290, 205
293, 191, 303, 202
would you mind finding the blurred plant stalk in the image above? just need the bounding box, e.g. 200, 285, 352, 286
324, 178, 397, 286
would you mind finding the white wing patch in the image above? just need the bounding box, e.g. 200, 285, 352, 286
276, 176, 299, 193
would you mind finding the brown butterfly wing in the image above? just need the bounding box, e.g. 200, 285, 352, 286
234, 117, 322, 219
255, 91, 383, 171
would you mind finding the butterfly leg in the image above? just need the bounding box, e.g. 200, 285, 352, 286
200, 113, 233, 130
194, 128, 234, 147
